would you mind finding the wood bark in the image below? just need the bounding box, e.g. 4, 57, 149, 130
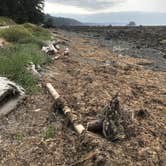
87, 120, 103, 133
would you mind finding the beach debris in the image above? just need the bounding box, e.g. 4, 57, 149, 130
54, 44, 60, 50
42, 41, 59, 55
102, 95, 126, 140
0, 77, 25, 117
87, 95, 126, 141
47, 83, 132, 141
64, 47, 69, 55
26, 62, 41, 78
46, 83, 85, 134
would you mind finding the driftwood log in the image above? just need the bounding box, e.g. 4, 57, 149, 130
46, 83, 129, 141
0, 77, 25, 117
46, 83, 85, 134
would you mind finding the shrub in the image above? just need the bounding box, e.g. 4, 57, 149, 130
0, 43, 50, 92
0, 19, 52, 93
0, 25, 32, 43
23, 23, 51, 40
0, 17, 15, 26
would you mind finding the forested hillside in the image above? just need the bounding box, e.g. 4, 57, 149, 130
44, 14, 82, 27
0, 0, 44, 23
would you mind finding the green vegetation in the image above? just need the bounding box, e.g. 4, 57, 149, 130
22, 23, 50, 40
44, 125, 56, 139
0, 25, 32, 43
44, 14, 82, 27
0, 17, 15, 26
14, 132, 24, 142
0, 21, 52, 93
0, 0, 44, 24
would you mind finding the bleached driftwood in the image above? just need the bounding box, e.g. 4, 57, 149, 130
26, 62, 41, 78
46, 83, 85, 134
0, 26, 10, 30
42, 43, 58, 55
54, 44, 60, 50
64, 47, 69, 56
0, 77, 25, 116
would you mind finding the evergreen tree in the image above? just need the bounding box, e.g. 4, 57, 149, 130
0, 0, 44, 24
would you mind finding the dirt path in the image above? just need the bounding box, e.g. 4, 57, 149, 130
0, 30, 166, 166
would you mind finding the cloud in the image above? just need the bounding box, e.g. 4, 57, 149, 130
46, 0, 125, 10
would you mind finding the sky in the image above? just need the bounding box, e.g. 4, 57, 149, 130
44, 0, 166, 25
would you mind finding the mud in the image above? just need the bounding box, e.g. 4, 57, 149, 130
0, 29, 166, 166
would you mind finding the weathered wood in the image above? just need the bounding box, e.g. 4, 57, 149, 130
46, 83, 85, 134
0, 77, 25, 117
64, 48, 69, 56
42, 44, 58, 55
87, 119, 103, 133
46, 83, 60, 100
29, 62, 41, 78
100, 95, 126, 141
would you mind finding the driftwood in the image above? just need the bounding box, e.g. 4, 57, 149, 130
64, 47, 69, 56
87, 119, 103, 133
87, 95, 134, 141
102, 95, 126, 140
46, 83, 130, 141
42, 43, 59, 55
46, 83, 85, 134
26, 62, 41, 78
0, 77, 25, 116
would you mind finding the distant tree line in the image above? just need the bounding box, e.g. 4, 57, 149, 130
0, 0, 44, 24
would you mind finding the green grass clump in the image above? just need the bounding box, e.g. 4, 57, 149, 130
0, 18, 52, 93
0, 43, 51, 92
0, 25, 32, 43
44, 126, 56, 139
14, 132, 24, 142
23, 23, 51, 40
0, 17, 15, 26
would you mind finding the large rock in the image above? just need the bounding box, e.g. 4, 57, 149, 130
0, 77, 25, 116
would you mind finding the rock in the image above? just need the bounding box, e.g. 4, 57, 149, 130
64, 47, 69, 55
136, 109, 150, 119
0, 77, 25, 117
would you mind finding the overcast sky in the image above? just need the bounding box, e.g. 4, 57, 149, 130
44, 0, 166, 25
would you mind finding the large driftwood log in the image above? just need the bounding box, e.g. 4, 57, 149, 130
46, 83, 85, 134
0, 77, 25, 117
